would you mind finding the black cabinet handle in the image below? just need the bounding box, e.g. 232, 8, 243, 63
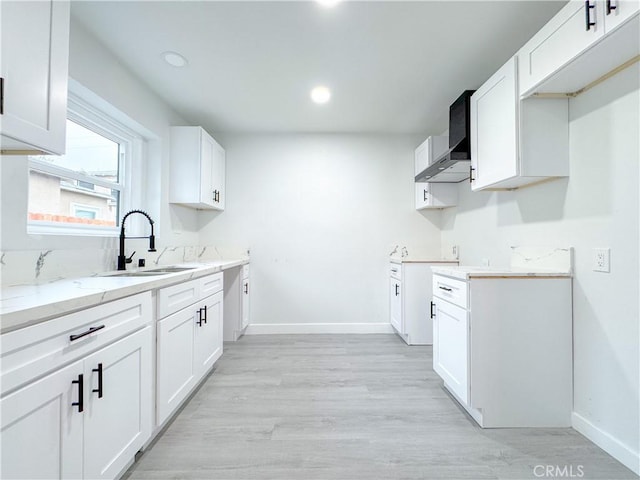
213, 190, 220, 203
197, 308, 204, 327
585, 0, 596, 30
92, 363, 103, 398
423, 189, 428, 202
430, 301, 436, 319
438, 286, 453, 292
72, 374, 84, 413
69, 325, 105, 342
606, 0, 616, 14
244, 282, 249, 294
202, 305, 207, 324
0, 77, 4, 115
469, 165, 475, 183
395, 284, 400, 296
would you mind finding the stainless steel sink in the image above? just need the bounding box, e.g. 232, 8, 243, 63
102, 266, 198, 277
146, 266, 198, 273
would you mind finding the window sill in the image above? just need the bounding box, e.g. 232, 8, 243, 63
28, 221, 119, 237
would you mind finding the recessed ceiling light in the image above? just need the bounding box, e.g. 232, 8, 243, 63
311, 86, 331, 104
316, 0, 341, 7
162, 51, 188, 68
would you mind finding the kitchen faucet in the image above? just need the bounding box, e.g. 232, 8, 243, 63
118, 209, 157, 270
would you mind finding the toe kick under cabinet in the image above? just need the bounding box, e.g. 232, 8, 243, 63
0, 292, 154, 480
156, 272, 224, 426
431, 272, 572, 427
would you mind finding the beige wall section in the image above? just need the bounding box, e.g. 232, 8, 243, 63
441, 63, 639, 471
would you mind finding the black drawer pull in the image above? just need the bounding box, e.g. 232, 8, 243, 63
395, 284, 400, 296
585, 0, 596, 30
430, 301, 436, 319
92, 363, 103, 398
438, 286, 453, 292
72, 374, 84, 413
244, 282, 249, 294
606, 0, 617, 14
69, 325, 105, 342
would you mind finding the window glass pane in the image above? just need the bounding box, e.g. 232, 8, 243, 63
32, 120, 120, 183
28, 169, 119, 227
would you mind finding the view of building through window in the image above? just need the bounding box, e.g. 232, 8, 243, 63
28, 119, 123, 228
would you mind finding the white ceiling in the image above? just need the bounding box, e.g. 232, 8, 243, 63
71, 1, 566, 135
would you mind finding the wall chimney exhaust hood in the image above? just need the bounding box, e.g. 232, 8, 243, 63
415, 90, 475, 183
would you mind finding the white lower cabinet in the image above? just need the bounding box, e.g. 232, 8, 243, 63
432, 299, 469, 405
83, 328, 153, 480
432, 273, 572, 427
0, 292, 153, 479
389, 261, 458, 345
223, 263, 251, 341
156, 273, 224, 426
1, 361, 84, 479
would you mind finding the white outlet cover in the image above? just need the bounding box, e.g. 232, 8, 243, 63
593, 248, 610, 273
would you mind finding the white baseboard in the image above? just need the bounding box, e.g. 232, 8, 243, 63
572, 412, 640, 475
244, 323, 395, 335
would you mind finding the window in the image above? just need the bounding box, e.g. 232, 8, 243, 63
28, 90, 142, 236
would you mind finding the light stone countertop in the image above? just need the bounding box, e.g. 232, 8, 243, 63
431, 265, 573, 280
389, 258, 458, 264
0, 259, 248, 333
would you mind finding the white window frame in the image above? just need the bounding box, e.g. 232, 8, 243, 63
27, 89, 143, 237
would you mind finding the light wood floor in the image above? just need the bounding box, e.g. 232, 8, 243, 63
124, 334, 637, 480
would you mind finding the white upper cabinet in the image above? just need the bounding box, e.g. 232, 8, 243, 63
0, 0, 70, 155
518, 0, 639, 96
169, 126, 226, 210
470, 56, 569, 191
414, 136, 457, 209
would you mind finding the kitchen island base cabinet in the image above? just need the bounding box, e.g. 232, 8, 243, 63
433, 274, 572, 428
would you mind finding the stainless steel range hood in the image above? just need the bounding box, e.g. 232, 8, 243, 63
415, 90, 475, 183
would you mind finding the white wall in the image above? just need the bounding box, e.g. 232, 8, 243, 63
0, 18, 198, 255
198, 134, 442, 331
441, 64, 639, 473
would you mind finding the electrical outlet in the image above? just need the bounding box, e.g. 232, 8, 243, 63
452, 245, 459, 260
593, 248, 610, 273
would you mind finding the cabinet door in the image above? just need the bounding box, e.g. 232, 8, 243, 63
389, 278, 403, 334
433, 300, 469, 404
1, 361, 83, 479
157, 308, 197, 425
199, 132, 215, 207
603, 0, 640, 31
518, 0, 604, 95
212, 141, 226, 210
194, 291, 224, 378
241, 279, 250, 330
470, 57, 518, 191
0, 0, 69, 155
82, 327, 153, 480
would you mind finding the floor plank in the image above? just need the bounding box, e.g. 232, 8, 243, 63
124, 334, 637, 480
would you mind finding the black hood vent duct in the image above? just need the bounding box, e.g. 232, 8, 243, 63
415, 90, 475, 183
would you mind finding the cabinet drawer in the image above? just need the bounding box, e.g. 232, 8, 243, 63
1, 292, 152, 396
432, 275, 468, 309
200, 272, 223, 298
157, 278, 200, 319
242, 264, 250, 280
